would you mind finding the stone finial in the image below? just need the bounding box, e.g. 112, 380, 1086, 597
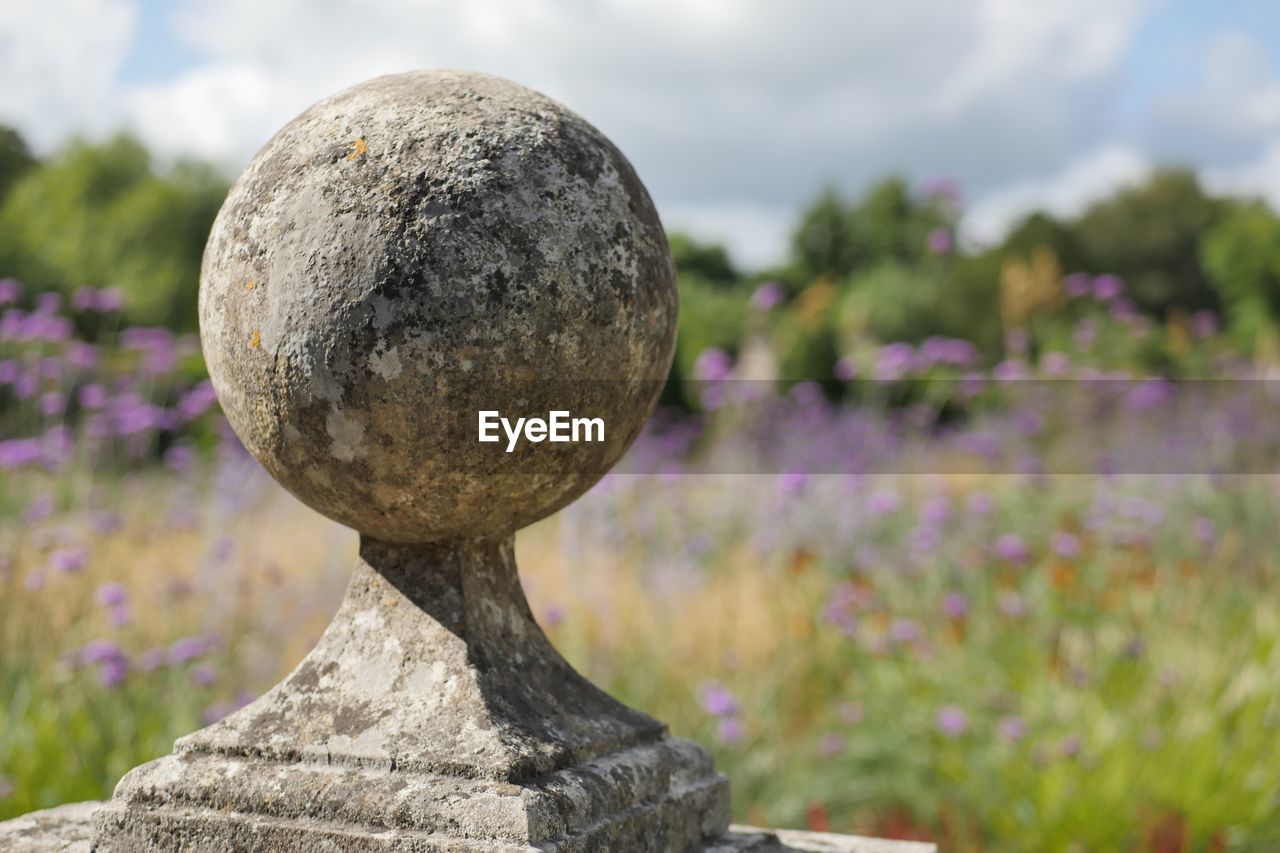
199, 69, 677, 542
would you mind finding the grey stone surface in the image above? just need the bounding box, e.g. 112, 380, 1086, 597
200, 69, 676, 543
0, 802, 98, 852
93, 539, 731, 850
1, 806, 935, 853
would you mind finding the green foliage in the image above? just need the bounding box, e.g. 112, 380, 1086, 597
1202, 202, 1280, 347
790, 178, 947, 280
672, 273, 750, 377
1073, 168, 1228, 316
669, 233, 739, 288
1001, 212, 1086, 274
0, 126, 37, 204
0, 135, 227, 329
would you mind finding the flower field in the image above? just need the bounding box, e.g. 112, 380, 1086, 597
5, 277, 1280, 850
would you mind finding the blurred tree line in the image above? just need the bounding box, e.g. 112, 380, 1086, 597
3, 125, 1280, 380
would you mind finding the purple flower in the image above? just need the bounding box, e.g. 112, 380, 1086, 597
750, 281, 784, 312
936, 705, 968, 737
778, 470, 808, 497
994, 533, 1029, 564
921, 495, 952, 525
170, 634, 215, 665
99, 657, 128, 687
165, 445, 196, 474
834, 357, 858, 381
39, 391, 66, 417
920, 337, 976, 368
1063, 273, 1090, 298
1051, 532, 1080, 559
926, 227, 953, 256
993, 360, 1030, 381
941, 592, 968, 620
889, 618, 922, 645
76, 639, 129, 687
191, 665, 218, 687
997, 715, 1026, 743
1061, 734, 1083, 757
875, 343, 917, 380
23, 495, 53, 524
0, 439, 42, 469
78, 383, 108, 409
542, 604, 565, 628
716, 717, 744, 744
868, 489, 902, 517
96, 583, 128, 608
35, 292, 62, 314
699, 681, 739, 718
1041, 352, 1071, 376
1125, 379, 1173, 412
0, 279, 20, 305
1193, 516, 1215, 547
49, 548, 88, 574
108, 605, 132, 628
177, 380, 218, 421
817, 732, 846, 757
693, 348, 733, 382
1191, 310, 1218, 339
1093, 274, 1123, 302
95, 288, 126, 312
966, 491, 993, 516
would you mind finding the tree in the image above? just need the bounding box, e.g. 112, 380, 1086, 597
668, 233, 738, 287
790, 178, 950, 281
791, 185, 861, 280
1202, 202, 1280, 346
0, 126, 37, 203
0, 135, 227, 328
1074, 168, 1229, 315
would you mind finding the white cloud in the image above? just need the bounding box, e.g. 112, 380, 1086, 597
1205, 141, 1280, 212
1146, 31, 1280, 165
0, 0, 1176, 267
661, 201, 796, 272
962, 146, 1152, 246
0, 0, 136, 150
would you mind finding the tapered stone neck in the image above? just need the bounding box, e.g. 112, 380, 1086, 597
173, 534, 664, 782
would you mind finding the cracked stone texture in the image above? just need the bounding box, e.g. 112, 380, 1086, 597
92, 538, 732, 850
199, 68, 676, 543
2, 805, 936, 853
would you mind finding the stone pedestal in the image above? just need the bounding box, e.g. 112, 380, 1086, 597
93, 539, 729, 851
1, 804, 936, 852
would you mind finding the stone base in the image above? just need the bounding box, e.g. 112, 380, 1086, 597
0, 804, 937, 852
92, 736, 728, 851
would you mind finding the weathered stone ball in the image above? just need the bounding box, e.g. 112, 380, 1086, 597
200, 70, 676, 542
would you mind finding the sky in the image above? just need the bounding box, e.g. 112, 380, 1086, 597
3, 0, 1280, 270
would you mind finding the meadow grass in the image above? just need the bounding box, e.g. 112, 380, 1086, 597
6, 462, 1280, 851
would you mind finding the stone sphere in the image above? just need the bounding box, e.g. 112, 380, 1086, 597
199, 70, 676, 542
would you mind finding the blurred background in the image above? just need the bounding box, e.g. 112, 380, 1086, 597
5, 2, 1280, 850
